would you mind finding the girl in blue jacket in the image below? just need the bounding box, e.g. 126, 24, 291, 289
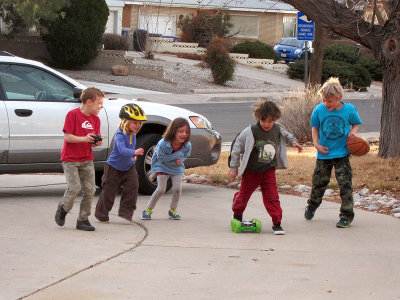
95, 103, 146, 223
141, 117, 192, 220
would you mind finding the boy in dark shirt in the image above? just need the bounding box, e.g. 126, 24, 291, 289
229, 99, 303, 235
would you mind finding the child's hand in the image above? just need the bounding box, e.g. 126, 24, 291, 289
293, 143, 303, 153
92, 140, 103, 147
229, 170, 238, 178
348, 131, 357, 138
316, 144, 329, 154
85, 134, 95, 144
134, 148, 144, 156
176, 159, 182, 166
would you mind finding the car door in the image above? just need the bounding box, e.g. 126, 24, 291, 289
0, 100, 9, 163
0, 63, 108, 164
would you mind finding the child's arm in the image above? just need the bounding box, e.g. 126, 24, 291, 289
156, 143, 183, 162
279, 125, 303, 153
312, 127, 329, 154
349, 124, 361, 137
64, 132, 96, 144
228, 130, 246, 178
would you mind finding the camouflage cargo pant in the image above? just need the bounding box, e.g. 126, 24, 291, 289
60, 161, 96, 221
307, 155, 354, 221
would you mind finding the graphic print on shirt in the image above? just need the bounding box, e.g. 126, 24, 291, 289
321, 116, 345, 140
82, 120, 94, 130
255, 140, 276, 163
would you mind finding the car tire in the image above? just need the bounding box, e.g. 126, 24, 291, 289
95, 170, 103, 188
136, 133, 172, 195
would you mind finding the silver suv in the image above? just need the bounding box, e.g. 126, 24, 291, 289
0, 53, 221, 194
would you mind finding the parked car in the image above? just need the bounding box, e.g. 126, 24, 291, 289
273, 37, 312, 62
0, 53, 221, 194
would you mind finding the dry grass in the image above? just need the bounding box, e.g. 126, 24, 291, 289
185, 144, 400, 194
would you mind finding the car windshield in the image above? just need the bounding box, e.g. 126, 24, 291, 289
280, 38, 304, 48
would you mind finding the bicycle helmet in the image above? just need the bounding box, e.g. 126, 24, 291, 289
119, 103, 147, 121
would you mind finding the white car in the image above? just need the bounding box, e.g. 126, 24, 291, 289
0, 52, 222, 194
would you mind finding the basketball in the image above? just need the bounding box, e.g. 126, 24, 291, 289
346, 136, 370, 156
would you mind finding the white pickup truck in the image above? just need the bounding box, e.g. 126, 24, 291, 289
0, 53, 221, 194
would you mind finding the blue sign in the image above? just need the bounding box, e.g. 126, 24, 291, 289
297, 12, 314, 41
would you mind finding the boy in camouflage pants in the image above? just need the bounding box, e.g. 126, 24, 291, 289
304, 77, 362, 228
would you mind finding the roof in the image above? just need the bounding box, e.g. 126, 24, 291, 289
123, 0, 296, 13
106, 0, 125, 7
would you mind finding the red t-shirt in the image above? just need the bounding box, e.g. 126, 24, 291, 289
61, 107, 101, 162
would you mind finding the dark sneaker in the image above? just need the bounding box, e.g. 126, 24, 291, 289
55, 204, 68, 226
272, 224, 285, 235
304, 206, 316, 220
233, 214, 243, 222
76, 220, 95, 231
336, 218, 351, 228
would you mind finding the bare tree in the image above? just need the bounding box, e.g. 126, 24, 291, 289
280, 0, 400, 158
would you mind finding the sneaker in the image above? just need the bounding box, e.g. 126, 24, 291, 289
168, 209, 181, 220
304, 205, 316, 220
76, 220, 95, 231
141, 209, 153, 220
272, 224, 285, 235
55, 204, 68, 226
336, 218, 351, 228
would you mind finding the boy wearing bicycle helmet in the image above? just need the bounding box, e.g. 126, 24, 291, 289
95, 103, 146, 223
228, 99, 303, 235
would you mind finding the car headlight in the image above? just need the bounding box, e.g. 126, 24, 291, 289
189, 116, 213, 130
294, 49, 302, 55
273, 45, 277, 51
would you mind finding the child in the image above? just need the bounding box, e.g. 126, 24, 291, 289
304, 77, 361, 228
55, 87, 105, 231
95, 103, 146, 223
141, 117, 192, 220
229, 99, 303, 235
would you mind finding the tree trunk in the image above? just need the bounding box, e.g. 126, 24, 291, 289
309, 22, 324, 86
379, 37, 400, 158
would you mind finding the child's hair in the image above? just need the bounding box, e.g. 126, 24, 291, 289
80, 87, 105, 103
318, 77, 344, 99
119, 118, 142, 144
163, 117, 191, 143
252, 98, 282, 121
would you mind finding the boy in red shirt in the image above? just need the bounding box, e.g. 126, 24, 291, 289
55, 87, 105, 231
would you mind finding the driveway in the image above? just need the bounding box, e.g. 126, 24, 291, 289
1, 174, 399, 299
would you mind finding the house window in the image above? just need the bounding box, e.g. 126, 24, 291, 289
282, 16, 297, 38
229, 15, 259, 38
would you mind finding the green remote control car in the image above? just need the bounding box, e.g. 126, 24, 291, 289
231, 219, 261, 233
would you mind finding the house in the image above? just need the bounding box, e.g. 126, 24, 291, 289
119, 0, 298, 46
105, 0, 125, 34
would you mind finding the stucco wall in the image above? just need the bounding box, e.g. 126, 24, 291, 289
122, 4, 290, 46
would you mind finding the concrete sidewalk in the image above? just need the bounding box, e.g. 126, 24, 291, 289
1, 174, 399, 299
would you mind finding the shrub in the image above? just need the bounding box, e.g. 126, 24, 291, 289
103, 33, 129, 51
179, 10, 233, 47
288, 59, 371, 90
324, 43, 359, 64
42, 0, 108, 69
203, 37, 235, 85
279, 85, 322, 143
359, 54, 382, 81
231, 40, 280, 62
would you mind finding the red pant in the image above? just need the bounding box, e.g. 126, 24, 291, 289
232, 168, 282, 225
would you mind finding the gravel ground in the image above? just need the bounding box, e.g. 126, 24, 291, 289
58, 57, 276, 94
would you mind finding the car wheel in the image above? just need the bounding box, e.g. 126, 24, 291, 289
136, 133, 172, 195
95, 170, 103, 188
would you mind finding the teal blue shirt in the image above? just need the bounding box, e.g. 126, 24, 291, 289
311, 103, 362, 159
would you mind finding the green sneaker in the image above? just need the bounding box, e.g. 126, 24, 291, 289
168, 209, 181, 220
141, 209, 153, 220
336, 218, 351, 228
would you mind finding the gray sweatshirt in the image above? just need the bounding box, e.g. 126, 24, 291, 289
229, 124, 298, 176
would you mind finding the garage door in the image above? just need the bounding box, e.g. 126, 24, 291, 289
105, 11, 116, 33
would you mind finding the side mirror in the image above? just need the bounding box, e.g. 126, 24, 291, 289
73, 87, 83, 100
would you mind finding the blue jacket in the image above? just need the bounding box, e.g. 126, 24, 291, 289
151, 138, 192, 175
107, 129, 136, 171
